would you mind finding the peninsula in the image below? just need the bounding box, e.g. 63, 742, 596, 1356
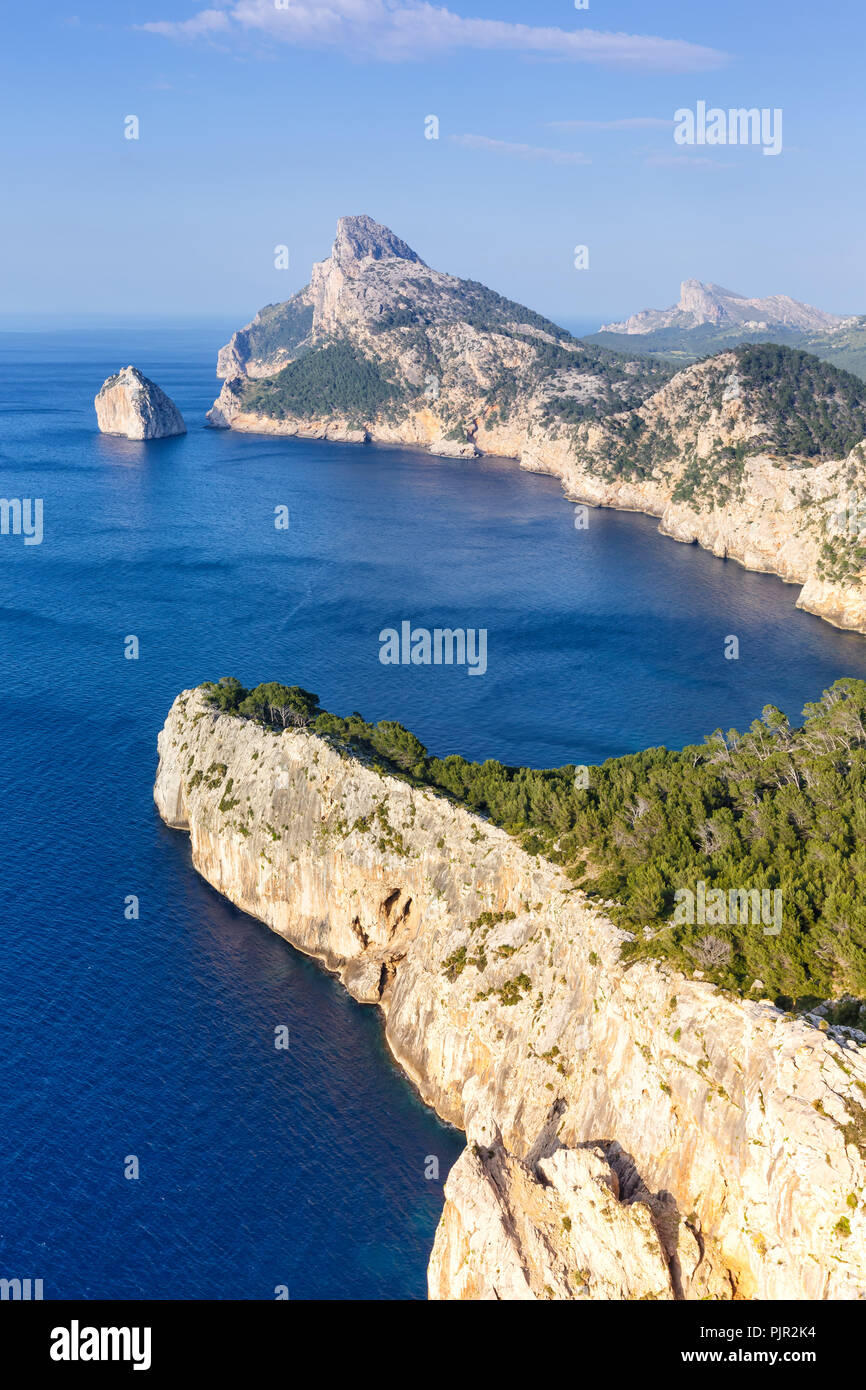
208, 216, 866, 635
155, 680, 866, 1301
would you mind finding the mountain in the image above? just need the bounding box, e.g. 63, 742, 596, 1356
210, 218, 866, 634
209, 213, 671, 447
600, 279, 845, 336
588, 282, 866, 381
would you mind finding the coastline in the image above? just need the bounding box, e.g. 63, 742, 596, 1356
210, 392, 866, 638
155, 687, 866, 1300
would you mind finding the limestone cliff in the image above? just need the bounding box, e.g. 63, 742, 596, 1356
95, 365, 186, 440
155, 687, 866, 1300
208, 217, 866, 636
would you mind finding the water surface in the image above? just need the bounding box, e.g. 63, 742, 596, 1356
2, 326, 865, 1298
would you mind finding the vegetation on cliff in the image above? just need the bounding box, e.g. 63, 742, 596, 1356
571, 345, 866, 497
494, 337, 669, 425
238, 297, 315, 365
586, 317, 866, 384
240, 340, 406, 421
730, 345, 866, 460
238, 315, 666, 429
202, 676, 866, 1011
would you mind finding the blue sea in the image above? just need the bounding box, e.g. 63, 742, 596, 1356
3, 324, 866, 1300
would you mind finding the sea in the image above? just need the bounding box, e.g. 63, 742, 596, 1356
2, 323, 866, 1299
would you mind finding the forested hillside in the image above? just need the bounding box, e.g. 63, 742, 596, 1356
202, 676, 866, 1012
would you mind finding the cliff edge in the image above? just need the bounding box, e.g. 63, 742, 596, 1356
154, 687, 866, 1300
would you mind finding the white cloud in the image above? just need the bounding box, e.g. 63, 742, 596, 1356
450, 133, 590, 165
142, 8, 230, 39
545, 117, 673, 131
139, 0, 727, 71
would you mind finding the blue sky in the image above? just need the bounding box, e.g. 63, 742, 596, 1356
2, 0, 864, 328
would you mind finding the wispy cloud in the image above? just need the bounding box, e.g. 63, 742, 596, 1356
545, 117, 673, 132
139, 1, 727, 71
450, 133, 590, 165
644, 153, 732, 169
143, 7, 230, 40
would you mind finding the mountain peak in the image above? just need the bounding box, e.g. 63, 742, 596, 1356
305, 215, 427, 337
331, 215, 426, 270
601, 281, 844, 335
680, 279, 745, 305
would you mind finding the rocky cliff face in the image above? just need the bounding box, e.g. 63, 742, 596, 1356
534, 352, 866, 633
429, 1143, 686, 1301
94, 365, 186, 440
155, 688, 866, 1300
602, 280, 846, 335
208, 218, 866, 637
208, 214, 667, 440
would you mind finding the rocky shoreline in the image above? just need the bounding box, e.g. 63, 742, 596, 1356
205, 215, 866, 640
155, 687, 866, 1300
210, 383, 866, 637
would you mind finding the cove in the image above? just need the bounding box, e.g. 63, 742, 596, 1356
2, 325, 866, 1299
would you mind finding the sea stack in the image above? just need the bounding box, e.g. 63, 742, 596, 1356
94, 365, 186, 440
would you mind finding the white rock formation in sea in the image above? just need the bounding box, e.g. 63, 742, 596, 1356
94, 365, 186, 440
154, 687, 866, 1301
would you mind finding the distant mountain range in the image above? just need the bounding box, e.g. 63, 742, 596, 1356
589, 280, 866, 380
602, 280, 845, 336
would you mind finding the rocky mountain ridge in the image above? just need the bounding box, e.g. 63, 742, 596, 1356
591, 295, 866, 383
208, 217, 866, 634
601, 278, 846, 336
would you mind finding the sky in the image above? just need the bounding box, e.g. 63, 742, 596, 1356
1, 0, 864, 329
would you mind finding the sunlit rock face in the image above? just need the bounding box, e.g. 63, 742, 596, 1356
95, 365, 186, 440
209, 217, 866, 636
155, 687, 866, 1301
602, 279, 845, 335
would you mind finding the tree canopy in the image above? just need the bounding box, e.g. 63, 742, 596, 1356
202, 675, 866, 1009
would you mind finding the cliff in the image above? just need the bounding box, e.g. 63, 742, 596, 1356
208, 217, 866, 636
155, 687, 866, 1300
94, 365, 186, 440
